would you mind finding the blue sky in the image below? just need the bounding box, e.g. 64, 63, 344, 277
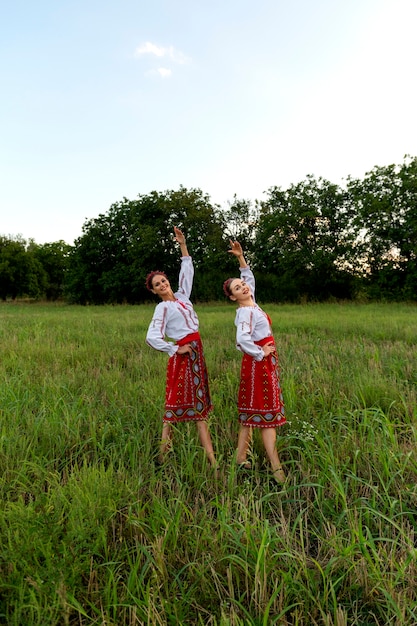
1, 0, 417, 244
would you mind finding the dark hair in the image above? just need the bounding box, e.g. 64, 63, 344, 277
145, 270, 168, 291
223, 277, 236, 297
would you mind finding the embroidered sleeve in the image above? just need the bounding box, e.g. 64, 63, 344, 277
176, 256, 194, 301
240, 265, 256, 301
145, 303, 178, 356
235, 308, 264, 361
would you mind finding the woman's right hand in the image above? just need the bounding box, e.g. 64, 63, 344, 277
174, 226, 185, 244
228, 240, 243, 257
177, 344, 192, 355
262, 342, 275, 357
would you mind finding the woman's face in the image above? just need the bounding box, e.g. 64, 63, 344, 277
228, 278, 252, 302
151, 274, 172, 299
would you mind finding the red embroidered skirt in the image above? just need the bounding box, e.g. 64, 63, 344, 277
163, 332, 213, 423
238, 336, 285, 428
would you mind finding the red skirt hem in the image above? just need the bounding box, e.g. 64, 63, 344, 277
237, 338, 285, 429
163, 333, 212, 424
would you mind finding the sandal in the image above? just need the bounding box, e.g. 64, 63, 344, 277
237, 461, 253, 471
272, 467, 286, 484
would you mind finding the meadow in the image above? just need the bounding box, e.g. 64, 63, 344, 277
0, 301, 416, 625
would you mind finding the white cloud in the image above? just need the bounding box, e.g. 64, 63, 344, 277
134, 41, 190, 65
144, 67, 172, 78
135, 41, 166, 58
157, 68, 172, 78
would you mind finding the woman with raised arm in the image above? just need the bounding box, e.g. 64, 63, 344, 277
145, 227, 217, 471
223, 240, 286, 484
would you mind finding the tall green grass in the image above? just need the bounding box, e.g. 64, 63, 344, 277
0, 302, 416, 625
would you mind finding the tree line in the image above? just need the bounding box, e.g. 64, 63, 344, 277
1, 156, 416, 304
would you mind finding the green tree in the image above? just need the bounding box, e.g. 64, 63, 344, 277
220, 196, 258, 253
31, 240, 72, 300
0, 236, 46, 300
347, 155, 417, 300
66, 187, 228, 304
254, 176, 358, 301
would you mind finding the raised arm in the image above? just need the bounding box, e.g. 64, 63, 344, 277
174, 227, 189, 257
174, 227, 194, 299
228, 240, 255, 301
228, 240, 248, 268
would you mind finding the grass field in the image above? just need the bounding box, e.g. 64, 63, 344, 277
0, 301, 416, 625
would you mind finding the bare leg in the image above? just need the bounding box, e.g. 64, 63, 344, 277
261, 428, 285, 483
159, 423, 173, 463
196, 421, 217, 468
236, 425, 253, 466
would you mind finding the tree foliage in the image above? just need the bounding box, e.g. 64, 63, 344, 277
0, 237, 44, 300
347, 155, 417, 299
66, 187, 228, 304
3, 157, 417, 303
0, 237, 71, 301
32, 241, 72, 300
253, 176, 358, 301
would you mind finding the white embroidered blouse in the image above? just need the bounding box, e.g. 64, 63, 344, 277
146, 256, 199, 356
234, 265, 272, 361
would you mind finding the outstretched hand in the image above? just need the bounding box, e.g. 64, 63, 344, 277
174, 226, 185, 245
228, 240, 243, 257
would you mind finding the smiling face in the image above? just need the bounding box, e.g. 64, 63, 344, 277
228, 278, 253, 305
151, 274, 173, 300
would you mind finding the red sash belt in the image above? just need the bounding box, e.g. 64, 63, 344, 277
177, 332, 201, 346
255, 336, 274, 347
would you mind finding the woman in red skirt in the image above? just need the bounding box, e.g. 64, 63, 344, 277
146, 227, 217, 470
223, 240, 286, 484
